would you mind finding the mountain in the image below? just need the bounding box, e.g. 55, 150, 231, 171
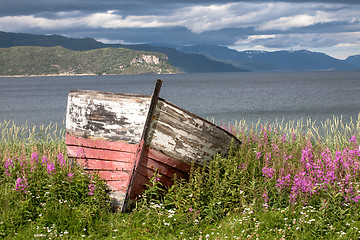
345, 55, 360, 67
0, 31, 243, 73
0, 31, 106, 50
176, 45, 360, 71
2, 31, 358, 72
0, 46, 179, 76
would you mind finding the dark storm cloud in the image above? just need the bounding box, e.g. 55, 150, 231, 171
0, 0, 359, 58
1, 0, 360, 16
78, 27, 256, 46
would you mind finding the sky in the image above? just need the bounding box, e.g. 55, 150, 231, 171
0, 0, 360, 59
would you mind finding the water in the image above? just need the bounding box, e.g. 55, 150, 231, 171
0, 71, 360, 128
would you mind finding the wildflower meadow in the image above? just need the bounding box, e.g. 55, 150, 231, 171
1, 115, 360, 239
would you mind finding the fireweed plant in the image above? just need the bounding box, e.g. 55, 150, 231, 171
0, 121, 111, 238
1, 115, 360, 239
132, 116, 360, 239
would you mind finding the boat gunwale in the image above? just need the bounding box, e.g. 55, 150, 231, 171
68, 89, 241, 145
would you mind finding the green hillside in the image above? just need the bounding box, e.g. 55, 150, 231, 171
0, 46, 179, 76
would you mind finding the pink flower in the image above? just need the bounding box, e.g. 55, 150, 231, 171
263, 192, 269, 202
57, 153, 66, 166
19, 157, 27, 167
47, 162, 55, 174
262, 167, 275, 179
67, 172, 74, 182
349, 136, 357, 144
31, 152, 38, 163
4, 158, 13, 176
88, 184, 96, 195
15, 177, 29, 193
42, 156, 48, 164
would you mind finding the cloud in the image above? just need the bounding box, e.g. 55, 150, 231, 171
258, 13, 333, 31
0, 1, 360, 58
1, 1, 360, 16
0, 14, 88, 32
235, 32, 360, 49
1, 2, 359, 34
258, 5, 360, 31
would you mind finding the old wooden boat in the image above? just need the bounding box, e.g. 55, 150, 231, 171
65, 79, 241, 212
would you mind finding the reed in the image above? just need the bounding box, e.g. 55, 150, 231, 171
229, 114, 360, 151
0, 120, 66, 160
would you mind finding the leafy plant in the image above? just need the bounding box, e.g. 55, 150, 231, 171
1, 115, 360, 239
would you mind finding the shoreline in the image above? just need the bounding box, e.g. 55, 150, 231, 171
0, 73, 98, 78
0, 72, 180, 78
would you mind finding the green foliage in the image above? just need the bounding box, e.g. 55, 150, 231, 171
0, 46, 179, 76
0, 121, 111, 238
0, 151, 111, 238
1, 116, 360, 239
130, 115, 360, 239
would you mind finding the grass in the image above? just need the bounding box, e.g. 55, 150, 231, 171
1, 115, 360, 239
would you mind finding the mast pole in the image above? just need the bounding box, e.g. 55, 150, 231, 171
122, 79, 163, 212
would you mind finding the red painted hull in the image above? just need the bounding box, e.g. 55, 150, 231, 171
65, 134, 190, 208
65, 86, 241, 212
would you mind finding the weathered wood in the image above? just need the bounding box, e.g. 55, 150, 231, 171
76, 158, 133, 171
67, 145, 135, 163
147, 98, 241, 165
140, 152, 189, 179
93, 170, 131, 182
66, 90, 150, 144
106, 182, 129, 192
123, 79, 163, 212
65, 133, 138, 210
65, 133, 138, 153
65, 82, 241, 212
146, 147, 191, 172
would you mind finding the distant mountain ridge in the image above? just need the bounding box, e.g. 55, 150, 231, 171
346, 55, 360, 67
176, 45, 360, 71
1, 31, 359, 72
0, 31, 242, 73
0, 46, 179, 76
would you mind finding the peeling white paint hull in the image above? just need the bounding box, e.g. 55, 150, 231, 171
65, 87, 241, 211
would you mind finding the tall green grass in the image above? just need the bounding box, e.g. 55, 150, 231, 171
0, 120, 111, 239
1, 115, 360, 239
0, 120, 66, 158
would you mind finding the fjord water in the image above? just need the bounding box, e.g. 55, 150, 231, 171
0, 71, 359, 128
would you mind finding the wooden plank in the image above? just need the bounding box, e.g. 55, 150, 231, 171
105, 181, 129, 192
130, 168, 173, 199
131, 172, 150, 189
67, 145, 135, 162
129, 182, 147, 199
65, 84, 241, 212
65, 133, 138, 153
141, 148, 189, 180
147, 99, 241, 165
76, 158, 133, 171
147, 147, 191, 172
91, 170, 131, 182
123, 79, 162, 212
137, 165, 174, 186
66, 90, 150, 144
